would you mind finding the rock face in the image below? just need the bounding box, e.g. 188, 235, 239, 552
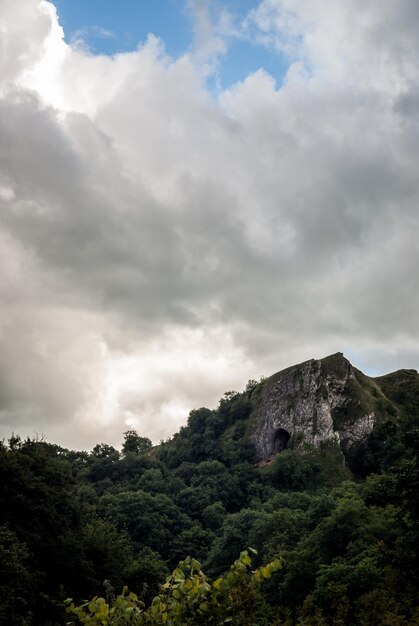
250, 353, 377, 461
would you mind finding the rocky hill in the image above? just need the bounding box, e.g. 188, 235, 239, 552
157, 351, 418, 474
1, 351, 418, 625
249, 352, 418, 462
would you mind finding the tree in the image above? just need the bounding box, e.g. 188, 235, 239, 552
0, 526, 33, 625
122, 431, 152, 456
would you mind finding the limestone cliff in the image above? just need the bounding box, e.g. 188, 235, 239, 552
249, 352, 392, 462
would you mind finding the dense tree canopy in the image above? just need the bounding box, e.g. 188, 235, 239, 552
0, 380, 418, 625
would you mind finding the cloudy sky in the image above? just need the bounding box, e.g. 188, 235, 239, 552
0, 0, 418, 450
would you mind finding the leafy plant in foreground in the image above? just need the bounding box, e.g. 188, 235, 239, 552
66, 550, 283, 625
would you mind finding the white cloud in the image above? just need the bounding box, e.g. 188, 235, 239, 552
0, 0, 418, 449
245, 0, 419, 89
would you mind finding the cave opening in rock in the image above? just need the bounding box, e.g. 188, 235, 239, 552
273, 428, 291, 453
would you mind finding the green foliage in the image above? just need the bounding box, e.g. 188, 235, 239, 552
122, 431, 152, 456
202, 502, 226, 530
97, 491, 191, 562
268, 449, 316, 490
67, 550, 283, 625
376, 369, 419, 416
1, 367, 419, 625
78, 520, 149, 598
0, 526, 33, 625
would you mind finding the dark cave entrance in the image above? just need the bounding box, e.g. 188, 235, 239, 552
273, 428, 291, 453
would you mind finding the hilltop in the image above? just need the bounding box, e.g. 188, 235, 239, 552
157, 352, 418, 474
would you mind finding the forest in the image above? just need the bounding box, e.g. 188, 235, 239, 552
1, 369, 418, 625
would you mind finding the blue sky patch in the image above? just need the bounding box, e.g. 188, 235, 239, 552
52, 0, 289, 88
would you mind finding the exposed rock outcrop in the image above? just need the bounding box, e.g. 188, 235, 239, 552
249, 353, 378, 461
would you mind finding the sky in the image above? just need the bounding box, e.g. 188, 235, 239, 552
52, 0, 287, 88
0, 0, 418, 450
